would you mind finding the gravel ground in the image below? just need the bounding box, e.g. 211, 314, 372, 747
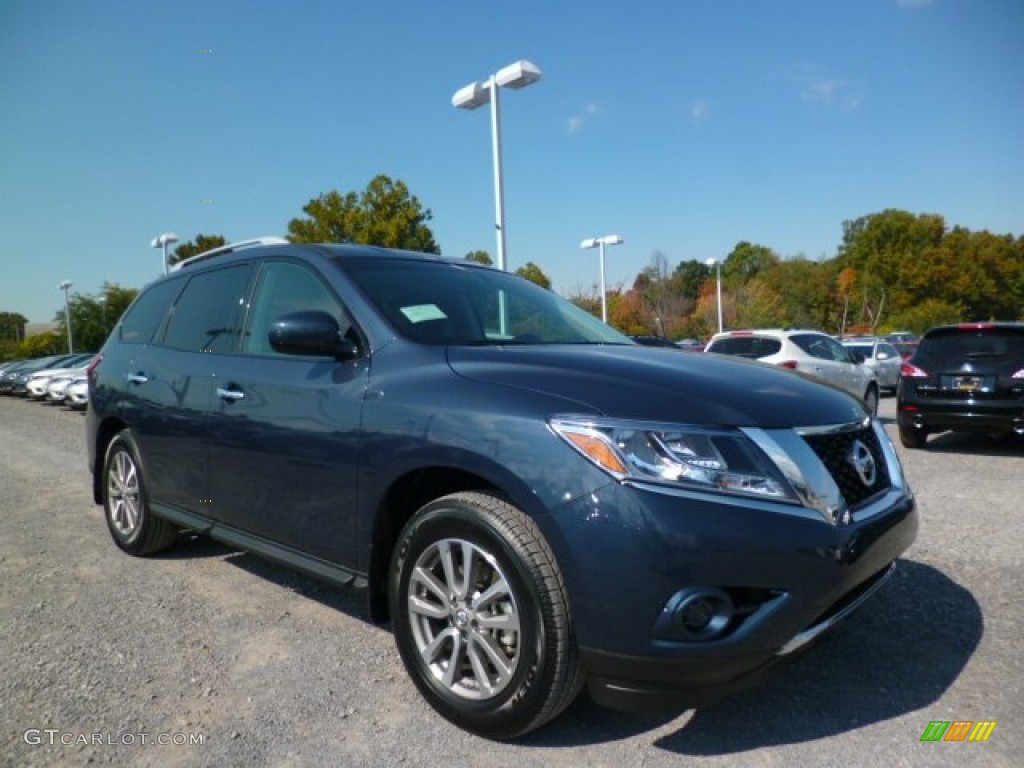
1, 394, 1021, 767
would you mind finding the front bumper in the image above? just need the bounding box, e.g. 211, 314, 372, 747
542, 477, 917, 711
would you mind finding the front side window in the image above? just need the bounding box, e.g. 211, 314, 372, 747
162, 265, 252, 353
243, 261, 352, 355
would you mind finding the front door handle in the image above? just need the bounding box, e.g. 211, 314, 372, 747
216, 386, 244, 402
125, 373, 149, 385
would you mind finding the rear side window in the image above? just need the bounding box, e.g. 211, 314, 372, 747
163, 265, 252, 353
916, 328, 1024, 371
119, 278, 183, 344
792, 334, 849, 362
708, 336, 782, 358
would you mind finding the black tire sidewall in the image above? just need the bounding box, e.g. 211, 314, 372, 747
390, 498, 554, 739
102, 431, 149, 550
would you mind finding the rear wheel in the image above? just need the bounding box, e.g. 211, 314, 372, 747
389, 491, 582, 739
863, 385, 879, 417
898, 424, 928, 449
102, 430, 178, 555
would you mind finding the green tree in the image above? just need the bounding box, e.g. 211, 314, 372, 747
671, 259, 712, 301
515, 261, 552, 289
55, 283, 138, 353
18, 331, 63, 358
465, 250, 493, 266
884, 300, 965, 335
723, 242, 780, 285
288, 175, 440, 253
758, 257, 834, 330
0, 311, 28, 342
836, 209, 947, 328
170, 234, 228, 266
734, 278, 787, 328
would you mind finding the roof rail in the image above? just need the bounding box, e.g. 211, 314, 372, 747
171, 236, 289, 271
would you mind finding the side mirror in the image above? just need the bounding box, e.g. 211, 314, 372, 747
269, 311, 358, 359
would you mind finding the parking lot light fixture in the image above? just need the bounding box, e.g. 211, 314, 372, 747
151, 232, 179, 275
452, 60, 542, 272
580, 235, 624, 323
706, 258, 723, 334
58, 280, 73, 353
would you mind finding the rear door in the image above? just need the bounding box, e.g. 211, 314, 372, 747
793, 334, 870, 397
125, 264, 254, 515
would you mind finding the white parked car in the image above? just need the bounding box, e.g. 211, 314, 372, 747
46, 374, 78, 403
841, 338, 902, 393
66, 376, 89, 410
706, 329, 880, 414
24, 355, 95, 399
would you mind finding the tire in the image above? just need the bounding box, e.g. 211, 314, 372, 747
898, 425, 928, 449
863, 385, 879, 417
389, 491, 582, 740
102, 430, 178, 556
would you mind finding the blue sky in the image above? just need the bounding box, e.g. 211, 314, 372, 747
2, 0, 1021, 324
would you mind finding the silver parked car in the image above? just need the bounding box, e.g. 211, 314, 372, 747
842, 338, 902, 393
706, 328, 880, 414
66, 376, 89, 410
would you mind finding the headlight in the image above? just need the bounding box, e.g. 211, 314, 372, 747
550, 417, 798, 503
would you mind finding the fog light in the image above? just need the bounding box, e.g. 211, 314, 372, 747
653, 587, 735, 642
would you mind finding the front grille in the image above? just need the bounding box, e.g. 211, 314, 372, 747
801, 425, 890, 509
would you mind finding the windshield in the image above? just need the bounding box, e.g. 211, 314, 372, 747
342, 258, 633, 346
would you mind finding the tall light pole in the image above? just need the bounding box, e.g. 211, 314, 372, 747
706, 258, 723, 334
58, 280, 73, 353
151, 232, 179, 275
580, 235, 624, 323
452, 60, 542, 272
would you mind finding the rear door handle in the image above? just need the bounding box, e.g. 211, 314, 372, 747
125, 373, 149, 385
216, 386, 244, 402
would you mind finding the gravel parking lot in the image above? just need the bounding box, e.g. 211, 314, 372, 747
1, 394, 1020, 767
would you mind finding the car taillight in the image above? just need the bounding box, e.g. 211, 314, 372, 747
900, 361, 928, 377
778, 361, 799, 370
86, 354, 103, 379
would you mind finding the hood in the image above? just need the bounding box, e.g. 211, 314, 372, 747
447, 345, 867, 428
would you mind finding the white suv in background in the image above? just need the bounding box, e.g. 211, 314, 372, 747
706, 329, 880, 414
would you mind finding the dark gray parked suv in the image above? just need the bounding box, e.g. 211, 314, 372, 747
86, 239, 917, 738
897, 322, 1024, 448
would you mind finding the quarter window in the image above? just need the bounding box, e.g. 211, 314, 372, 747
118, 278, 183, 344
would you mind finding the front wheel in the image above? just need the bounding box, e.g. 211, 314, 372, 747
389, 491, 581, 739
